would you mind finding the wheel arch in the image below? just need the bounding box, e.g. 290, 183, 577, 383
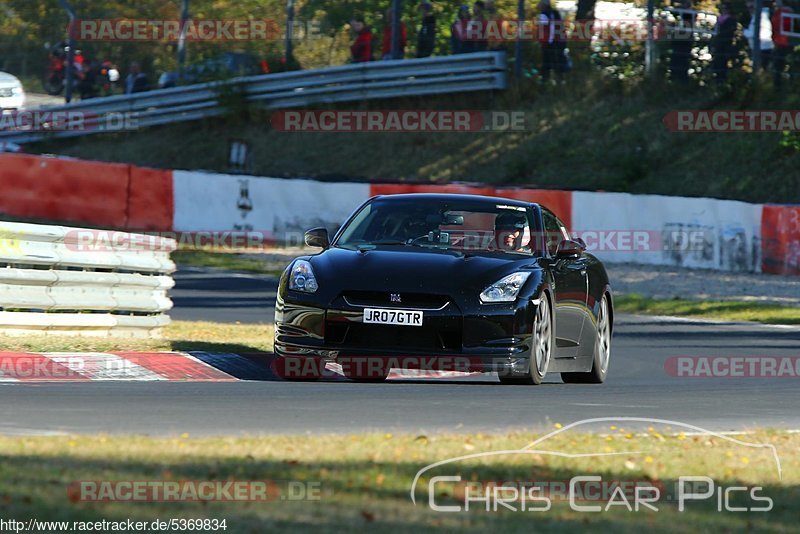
603, 285, 614, 335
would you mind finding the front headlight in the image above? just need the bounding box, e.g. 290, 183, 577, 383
11, 86, 23, 96
289, 260, 318, 293
479, 272, 531, 303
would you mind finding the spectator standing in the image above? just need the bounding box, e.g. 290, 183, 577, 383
538, 0, 567, 81
125, 62, 149, 94
772, 0, 794, 86
710, 3, 737, 83
77, 60, 96, 99
470, 1, 489, 52
382, 8, 408, 59
452, 5, 472, 54
485, 0, 509, 51
350, 16, 374, 63
744, 0, 773, 69
417, 2, 437, 58
669, 2, 694, 83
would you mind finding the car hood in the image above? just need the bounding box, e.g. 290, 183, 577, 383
307, 246, 541, 297
0, 72, 22, 88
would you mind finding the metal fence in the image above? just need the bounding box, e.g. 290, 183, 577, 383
780, 11, 800, 38
0, 221, 175, 337
0, 52, 507, 144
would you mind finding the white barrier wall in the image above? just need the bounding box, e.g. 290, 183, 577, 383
571, 192, 763, 272
173, 171, 370, 241
0, 221, 176, 338
172, 169, 767, 274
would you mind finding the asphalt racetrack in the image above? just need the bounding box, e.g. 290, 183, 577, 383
2, 267, 799, 436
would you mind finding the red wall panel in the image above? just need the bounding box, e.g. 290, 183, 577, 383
761, 205, 800, 275
0, 154, 129, 227
126, 166, 174, 231
0, 154, 174, 231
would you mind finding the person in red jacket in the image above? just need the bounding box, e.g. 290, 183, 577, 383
382, 8, 408, 59
350, 16, 374, 63
772, 0, 794, 87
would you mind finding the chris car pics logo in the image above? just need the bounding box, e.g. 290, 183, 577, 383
410, 417, 780, 513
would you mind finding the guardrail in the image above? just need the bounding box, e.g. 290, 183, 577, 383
0, 221, 176, 337
661, 8, 718, 37
0, 52, 507, 144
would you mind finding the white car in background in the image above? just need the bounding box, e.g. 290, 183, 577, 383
0, 72, 26, 113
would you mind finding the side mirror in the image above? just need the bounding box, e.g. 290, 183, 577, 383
304, 227, 330, 249
556, 239, 585, 258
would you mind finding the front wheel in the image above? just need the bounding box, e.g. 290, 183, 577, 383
43, 73, 65, 96
562, 293, 611, 384
499, 294, 552, 385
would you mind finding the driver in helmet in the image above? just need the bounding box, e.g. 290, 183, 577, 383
494, 211, 531, 252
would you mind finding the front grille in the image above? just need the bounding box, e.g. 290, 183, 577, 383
325, 320, 461, 351
342, 323, 461, 351
325, 322, 349, 344
0, 89, 13, 97
341, 290, 449, 310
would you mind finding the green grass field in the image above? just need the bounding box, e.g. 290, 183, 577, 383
0, 321, 274, 353
1, 429, 796, 532
172, 250, 287, 276
615, 294, 800, 325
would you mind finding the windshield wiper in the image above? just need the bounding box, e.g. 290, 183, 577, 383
353, 240, 409, 251
368, 240, 409, 246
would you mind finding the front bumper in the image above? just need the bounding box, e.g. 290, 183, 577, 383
274, 291, 538, 374
0, 95, 25, 112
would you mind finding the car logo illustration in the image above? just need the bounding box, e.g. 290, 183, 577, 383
390, 293, 402, 303
409, 416, 784, 505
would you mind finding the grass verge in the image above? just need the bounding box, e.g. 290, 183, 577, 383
35, 75, 800, 204
0, 321, 274, 353
0, 429, 796, 531
615, 294, 800, 325
172, 250, 286, 276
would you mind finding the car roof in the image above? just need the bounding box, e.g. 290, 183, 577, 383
372, 193, 537, 209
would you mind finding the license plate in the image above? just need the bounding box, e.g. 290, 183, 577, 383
363, 308, 423, 327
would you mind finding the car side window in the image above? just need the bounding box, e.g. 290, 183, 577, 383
542, 209, 562, 257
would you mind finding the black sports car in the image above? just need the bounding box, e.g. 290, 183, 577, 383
274, 193, 613, 385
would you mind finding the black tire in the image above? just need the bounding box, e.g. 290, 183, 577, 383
498, 375, 529, 385
499, 293, 553, 386
562, 293, 612, 384
43, 74, 65, 96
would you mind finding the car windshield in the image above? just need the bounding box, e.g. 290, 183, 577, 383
335, 198, 541, 256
